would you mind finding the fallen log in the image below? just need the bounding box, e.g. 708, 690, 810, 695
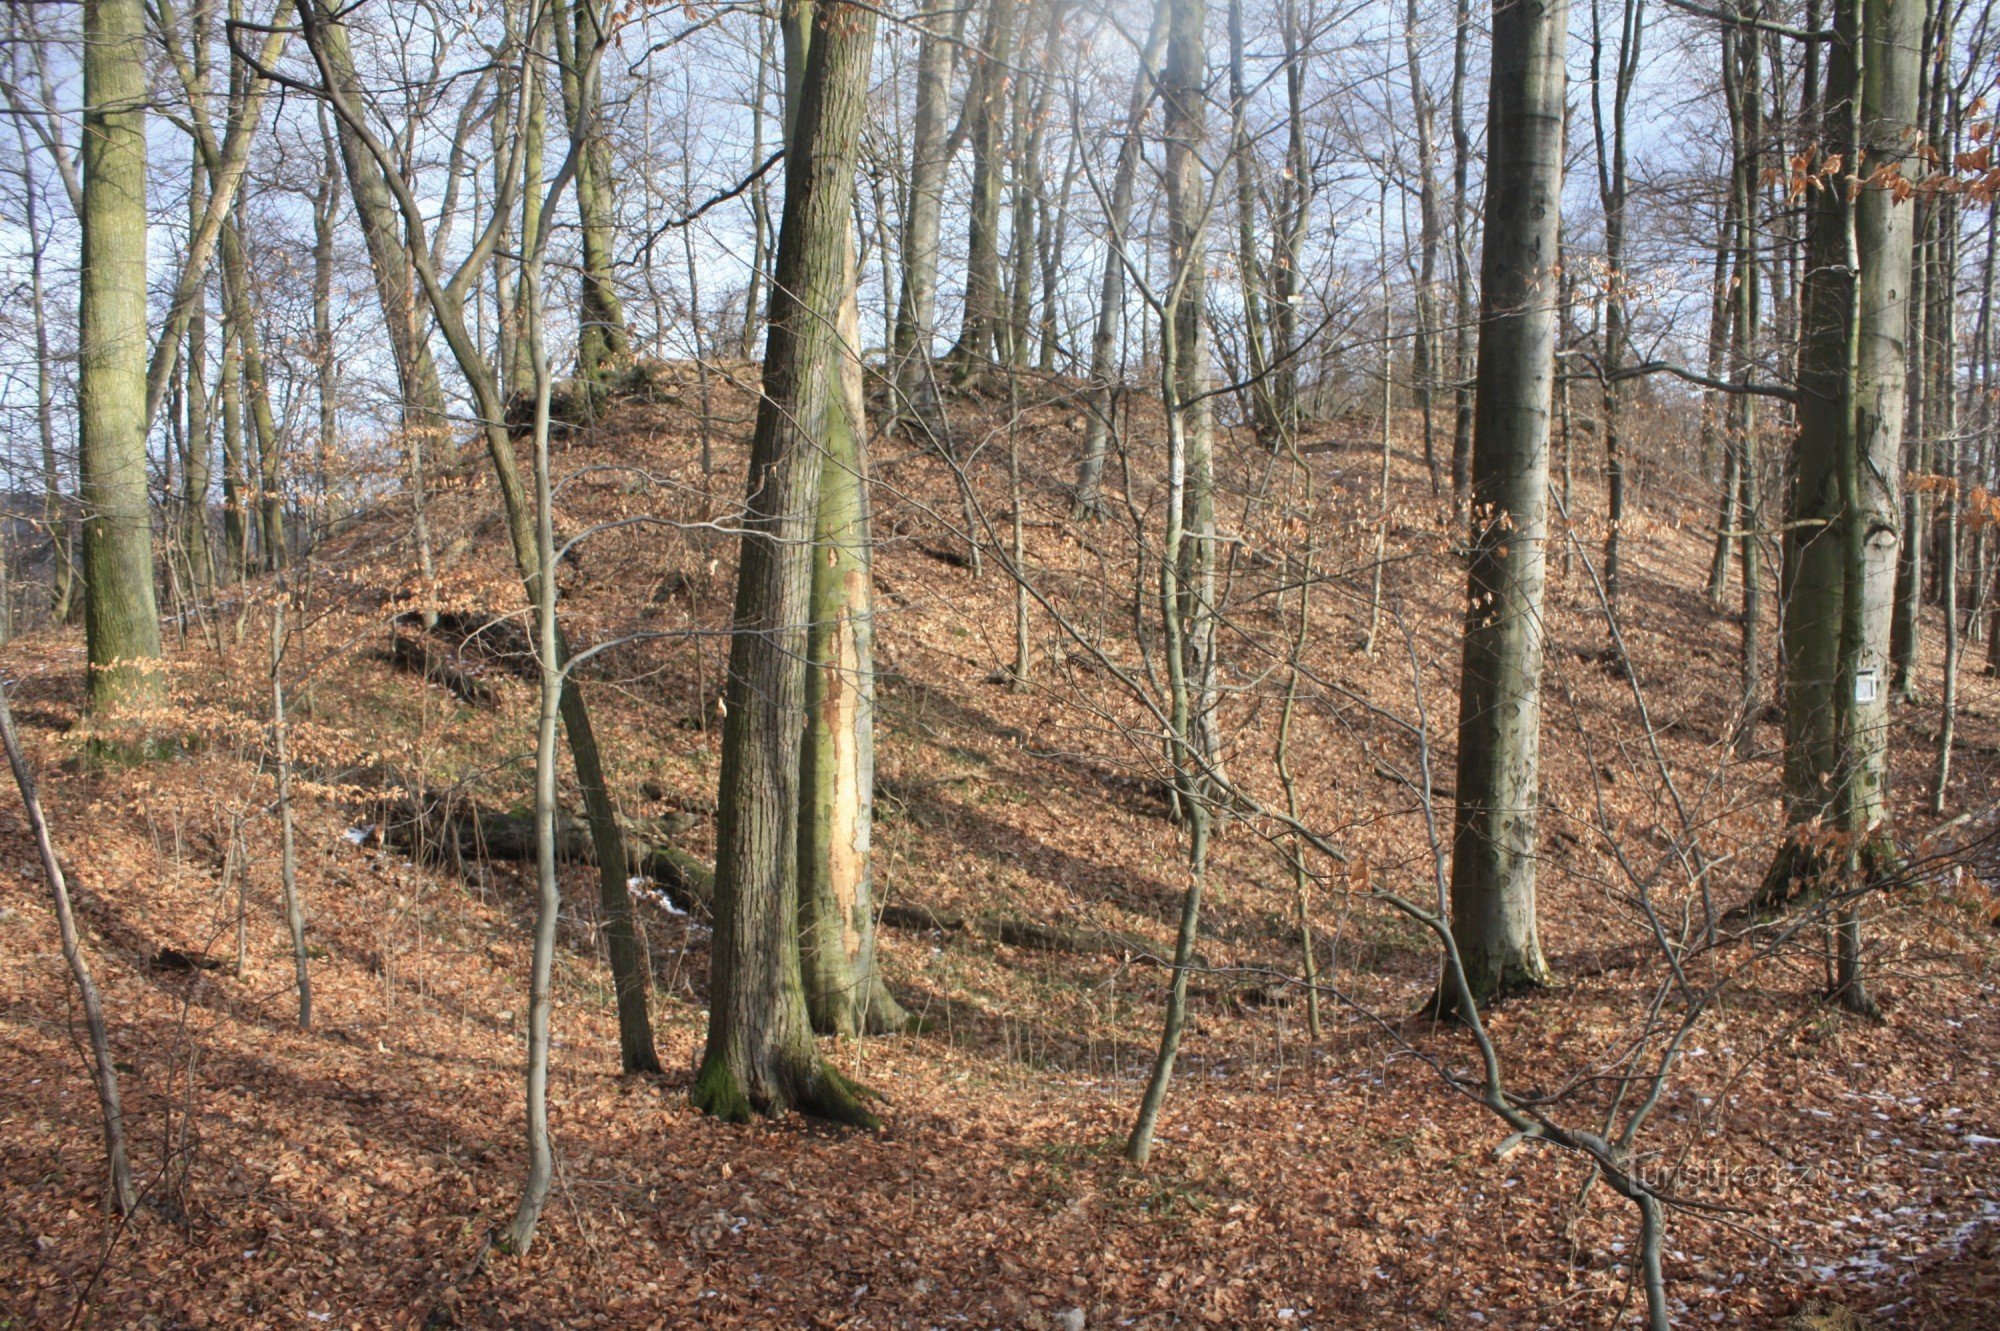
385, 633, 494, 705
375, 794, 716, 917
876, 903, 1165, 960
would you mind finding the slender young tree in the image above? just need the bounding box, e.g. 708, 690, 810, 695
1723, 1, 1764, 756
1448, 0, 1478, 507
1129, 0, 1215, 1166
1436, 0, 1569, 1010
295, 0, 662, 1075
1404, 0, 1445, 487
1590, 0, 1644, 607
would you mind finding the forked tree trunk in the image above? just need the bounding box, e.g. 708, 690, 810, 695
1437, 0, 1568, 1011
693, 0, 882, 1124
298, 0, 661, 1075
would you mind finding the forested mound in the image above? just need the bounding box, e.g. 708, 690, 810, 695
2, 374, 1997, 1327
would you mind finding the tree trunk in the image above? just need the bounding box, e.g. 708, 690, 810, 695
1826, 0, 1919, 1015
890, 0, 961, 407
693, 0, 882, 1125
789, 7, 909, 1041
948, 0, 1018, 382
1073, 8, 1167, 516
1590, 0, 1644, 608
1448, 0, 1477, 509
297, 0, 661, 1074
1129, 0, 1213, 1167
1230, 0, 1276, 447
78, 0, 166, 729
1404, 0, 1444, 488
16, 118, 79, 620
1725, 3, 1762, 757
556, 0, 630, 385
313, 3, 452, 438
1437, 0, 1567, 1010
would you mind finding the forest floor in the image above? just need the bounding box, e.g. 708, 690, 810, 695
2, 365, 1998, 1329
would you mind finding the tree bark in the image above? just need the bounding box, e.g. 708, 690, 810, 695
1072, 9, 1167, 515
1437, 0, 1568, 1010
693, 0, 883, 1125
78, 0, 166, 730
1590, 0, 1644, 608
890, 0, 962, 407
1129, 0, 1214, 1167
555, 0, 630, 384
948, 0, 1019, 382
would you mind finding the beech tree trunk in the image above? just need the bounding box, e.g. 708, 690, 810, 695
1590, 0, 1644, 607
890, 1, 961, 407
1072, 8, 1166, 515
556, 0, 629, 385
784, 3, 909, 1040
1438, 0, 1567, 1010
948, 0, 1018, 382
78, 0, 166, 728
314, 2, 452, 439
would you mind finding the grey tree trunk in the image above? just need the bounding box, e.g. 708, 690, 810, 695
78, 0, 166, 730
1437, 0, 1568, 1010
693, 0, 882, 1124
313, 4, 452, 438
1073, 8, 1167, 516
1129, 0, 1213, 1167
555, 0, 629, 384
1768, 0, 1915, 940
1404, 0, 1444, 488
1590, 0, 1645, 607
15, 116, 79, 619
1448, 0, 1477, 508
890, 1, 961, 407
1828, 0, 1922, 1014
948, 0, 1018, 382
1724, 3, 1762, 757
